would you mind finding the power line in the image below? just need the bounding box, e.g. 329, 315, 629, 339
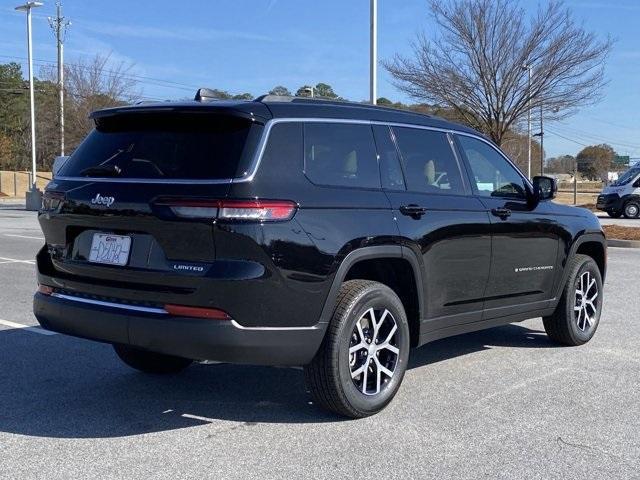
552, 128, 640, 153
584, 116, 640, 132
0, 54, 202, 93
553, 122, 640, 150
545, 129, 591, 148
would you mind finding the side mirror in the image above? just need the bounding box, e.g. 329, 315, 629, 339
52, 155, 69, 177
532, 175, 557, 201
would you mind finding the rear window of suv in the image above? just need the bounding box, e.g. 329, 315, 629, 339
59, 112, 263, 180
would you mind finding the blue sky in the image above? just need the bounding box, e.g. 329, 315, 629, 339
1, 0, 639, 159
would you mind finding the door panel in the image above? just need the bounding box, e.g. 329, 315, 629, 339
480, 197, 559, 312
390, 193, 492, 327
454, 134, 560, 316
376, 126, 492, 330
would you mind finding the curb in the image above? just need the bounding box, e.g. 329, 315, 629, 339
607, 239, 640, 249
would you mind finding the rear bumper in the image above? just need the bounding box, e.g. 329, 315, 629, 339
33, 292, 326, 366
596, 194, 623, 211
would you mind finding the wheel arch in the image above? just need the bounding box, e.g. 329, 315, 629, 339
318, 246, 424, 347
554, 233, 607, 302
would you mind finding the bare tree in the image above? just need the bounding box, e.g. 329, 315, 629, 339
64, 53, 140, 147
383, 0, 612, 145
42, 53, 140, 151
501, 132, 542, 175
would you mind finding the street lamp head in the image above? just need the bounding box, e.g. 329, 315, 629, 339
15, 2, 43, 11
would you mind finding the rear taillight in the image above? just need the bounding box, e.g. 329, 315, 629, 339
160, 199, 220, 219
155, 198, 297, 222
218, 200, 296, 221
42, 191, 65, 210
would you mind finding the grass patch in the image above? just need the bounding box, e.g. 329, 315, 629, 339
603, 225, 640, 241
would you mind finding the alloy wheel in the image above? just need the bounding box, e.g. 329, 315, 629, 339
349, 308, 400, 395
574, 271, 598, 332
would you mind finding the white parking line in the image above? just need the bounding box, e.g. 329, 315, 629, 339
0, 318, 57, 336
3, 234, 44, 241
0, 257, 35, 265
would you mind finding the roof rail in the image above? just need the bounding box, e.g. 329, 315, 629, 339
255, 94, 366, 107
254, 94, 435, 119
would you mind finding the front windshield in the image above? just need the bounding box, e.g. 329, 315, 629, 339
613, 167, 640, 186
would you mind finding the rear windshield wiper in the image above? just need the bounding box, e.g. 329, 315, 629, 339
79, 164, 122, 177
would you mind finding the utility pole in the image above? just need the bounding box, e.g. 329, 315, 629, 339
574, 158, 578, 205
522, 64, 532, 179
48, 2, 70, 157
539, 105, 544, 176
370, 0, 377, 105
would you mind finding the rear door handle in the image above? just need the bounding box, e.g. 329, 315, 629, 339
399, 204, 427, 219
491, 207, 512, 220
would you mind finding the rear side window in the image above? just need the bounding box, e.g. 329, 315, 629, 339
60, 113, 263, 180
392, 127, 465, 195
304, 123, 380, 189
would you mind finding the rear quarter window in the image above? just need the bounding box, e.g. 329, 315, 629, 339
303, 123, 381, 189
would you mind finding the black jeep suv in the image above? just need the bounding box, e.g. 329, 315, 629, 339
34, 94, 606, 418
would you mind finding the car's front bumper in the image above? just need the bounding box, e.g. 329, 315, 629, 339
596, 193, 623, 212
33, 292, 326, 366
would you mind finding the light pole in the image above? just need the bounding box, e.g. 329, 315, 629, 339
15, 1, 44, 211
522, 63, 532, 179
370, 0, 377, 105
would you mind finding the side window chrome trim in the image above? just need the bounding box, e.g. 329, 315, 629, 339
56, 117, 527, 188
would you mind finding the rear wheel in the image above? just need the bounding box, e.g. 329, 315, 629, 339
606, 209, 622, 218
304, 280, 410, 418
543, 254, 602, 346
623, 201, 640, 219
113, 344, 193, 374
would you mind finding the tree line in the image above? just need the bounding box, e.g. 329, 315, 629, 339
546, 144, 625, 181
0, 54, 138, 171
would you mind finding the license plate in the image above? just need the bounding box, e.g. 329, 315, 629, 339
88, 233, 131, 266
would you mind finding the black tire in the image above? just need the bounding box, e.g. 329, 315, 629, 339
623, 201, 640, 219
113, 344, 193, 374
606, 210, 622, 218
543, 254, 603, 346
304, 280, 410, 418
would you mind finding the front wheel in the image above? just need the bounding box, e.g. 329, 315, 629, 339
304, 280, 410, 418
623, 201, 640, 219
543, 254, 603, 346
113, 344, 193, 374
606, 210, 622, 218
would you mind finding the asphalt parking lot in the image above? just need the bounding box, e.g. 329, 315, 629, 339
0, 204, 639, 479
